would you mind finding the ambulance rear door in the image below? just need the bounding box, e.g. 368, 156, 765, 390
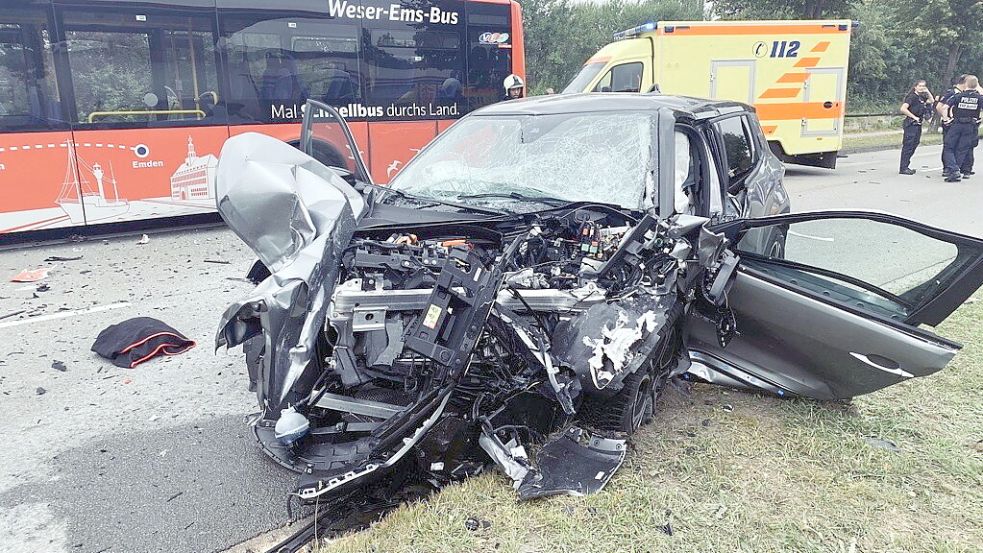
802, 67, 845, 136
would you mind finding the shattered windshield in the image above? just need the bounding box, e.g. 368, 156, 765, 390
389, 113, 654, 210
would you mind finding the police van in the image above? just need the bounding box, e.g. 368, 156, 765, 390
563, 20, 855, 168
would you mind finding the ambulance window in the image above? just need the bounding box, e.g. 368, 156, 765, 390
593, 62, 642, 93
610, 62, 642, 92
716, 115, 754, 181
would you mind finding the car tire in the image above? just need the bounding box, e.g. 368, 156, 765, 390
767, 226, 787, 259
582, 307, 683, 435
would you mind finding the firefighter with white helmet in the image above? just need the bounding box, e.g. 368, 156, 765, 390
503, 74, 525, 100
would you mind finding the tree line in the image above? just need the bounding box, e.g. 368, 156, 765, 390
523, 0, 983, 111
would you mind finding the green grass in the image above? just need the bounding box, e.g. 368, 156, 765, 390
324, 298, 983, 553
842, 131, 945, 154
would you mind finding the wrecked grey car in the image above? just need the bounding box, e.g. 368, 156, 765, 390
215, 95, 983, 510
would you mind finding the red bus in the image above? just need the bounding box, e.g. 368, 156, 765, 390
0, 0, 524, 237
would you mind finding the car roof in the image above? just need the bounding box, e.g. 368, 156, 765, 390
473, 93, 752, 120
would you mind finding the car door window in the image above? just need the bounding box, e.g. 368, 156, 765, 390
301, 100, 371, 182
716, 116, 755, 183
593, 62, 642, 93
734, 216, 979, 323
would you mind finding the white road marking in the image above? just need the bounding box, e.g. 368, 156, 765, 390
788, 230, 834, 242
0, 301, 130, 329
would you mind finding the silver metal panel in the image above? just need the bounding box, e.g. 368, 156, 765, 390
687, 269, 957, 400
314, 391, 404, 418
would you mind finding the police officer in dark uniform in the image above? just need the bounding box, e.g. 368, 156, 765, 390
938, 75, 972, 178
899, 80, 934, 175
942, 74, 982, 182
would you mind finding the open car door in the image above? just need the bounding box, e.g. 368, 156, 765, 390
300, 100, 372, 185
687, 211, 983, 400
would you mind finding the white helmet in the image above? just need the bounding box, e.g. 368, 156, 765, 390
503, 74, 525, 92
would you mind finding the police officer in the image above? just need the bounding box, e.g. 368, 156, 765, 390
942, 74, 982, 182
899, 80, 934, 175
938, 75, 973, 178
503, 74, 525, 100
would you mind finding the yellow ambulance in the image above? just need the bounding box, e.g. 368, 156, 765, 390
562, 20, 855, 168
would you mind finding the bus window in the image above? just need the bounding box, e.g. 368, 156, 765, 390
465, 1, 512, 112
362, 0, 467, 120
219, 5, 361, 124
60, 8, 223, 127
0, 8, 66, 131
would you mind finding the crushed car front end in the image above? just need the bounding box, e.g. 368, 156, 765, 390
214, 99, 742, 503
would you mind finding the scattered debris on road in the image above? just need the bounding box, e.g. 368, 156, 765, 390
44, 255, 84, 262
11, 268, 49, 282
51, 360, 67, 372
35, 387, 46, 396
203, 259, 231, 265
0, 310, 26, 321
137, 234, 151, 245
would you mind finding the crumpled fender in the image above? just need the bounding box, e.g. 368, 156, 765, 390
214, 133, 365, 412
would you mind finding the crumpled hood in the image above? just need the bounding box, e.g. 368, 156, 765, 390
214, 132, 365, 411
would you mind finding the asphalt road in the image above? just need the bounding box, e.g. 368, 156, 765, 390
787, 143, 983, 234
0, 141, 980, 553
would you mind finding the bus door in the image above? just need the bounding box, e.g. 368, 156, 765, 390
802, 67, 844, 137
55, 3, 228, 226
710, 60, 756, 104
362, 0, 467, 182
217, 1, 369, 172
0, 4, 78, 234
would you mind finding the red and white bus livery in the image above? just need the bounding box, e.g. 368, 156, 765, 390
0, 0, 525, 236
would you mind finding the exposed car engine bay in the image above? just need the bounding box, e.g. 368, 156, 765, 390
249, 206, 711, 500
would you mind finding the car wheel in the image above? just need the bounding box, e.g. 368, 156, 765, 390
582, 308, 683, 435
767, 227, 787, 259
585, 368, 654, 434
